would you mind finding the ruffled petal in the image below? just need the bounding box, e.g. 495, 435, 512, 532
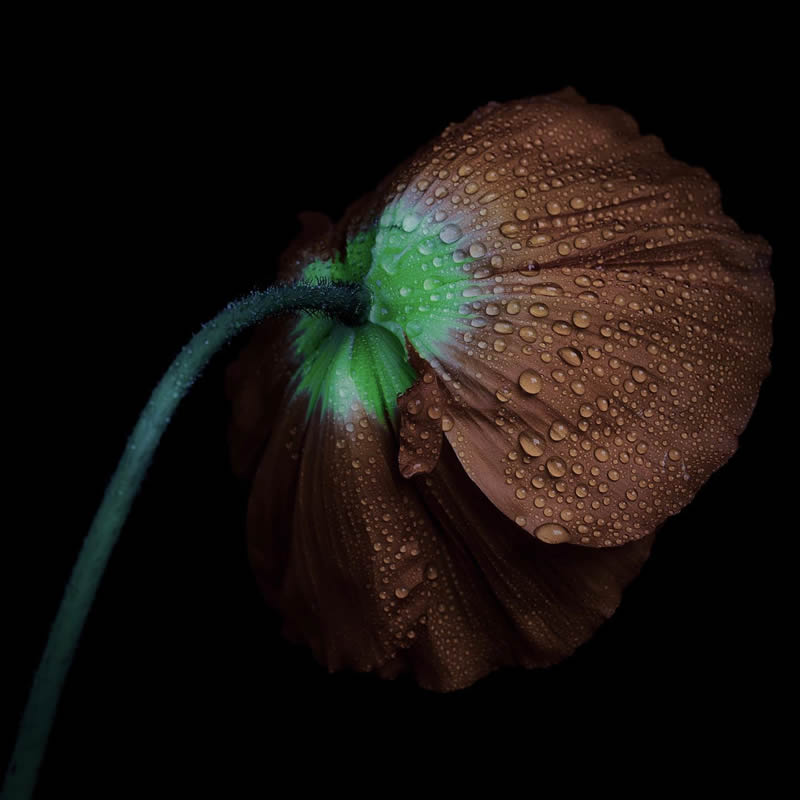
363, 89, 773, 546
397, 343, 445, 478
227, 89, 772, 690
235, 381, 496, 687
228, 338, 653, 691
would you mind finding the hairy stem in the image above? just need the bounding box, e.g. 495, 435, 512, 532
2, 280, 371, 800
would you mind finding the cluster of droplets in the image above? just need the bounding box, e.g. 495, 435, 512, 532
324, 402, 497, 683
442, 252, 771, 545
232, 90, 772, 692
371, 91, 772, 546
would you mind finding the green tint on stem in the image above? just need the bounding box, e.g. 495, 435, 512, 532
1, 280, 371, 800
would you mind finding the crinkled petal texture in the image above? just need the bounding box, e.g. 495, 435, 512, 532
228, 324, 653, 690
227, 89, 772, 690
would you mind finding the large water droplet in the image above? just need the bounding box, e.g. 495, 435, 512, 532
439, 223, 462, 244
534, 522, 570, 544
572, 310, 591, 328
546, 201, 562, 216
558, 346, 583, 366
546, 457, 566, 477
402, 213, 421, 232
518, 370, 543, 394
469, 242, 487, 258
519, 430, 545, 457
500, 222, 521, 238
548, 421, 568, 441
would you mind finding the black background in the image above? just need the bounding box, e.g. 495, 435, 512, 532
6, 24, 789, 795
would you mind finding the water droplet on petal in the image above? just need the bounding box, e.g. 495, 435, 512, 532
500, 222, 520, 238
519, 430, 545, 456
534, 523, 570, 544
469, 242, 487, 258
572, 310, 591, 328
557, 346, 583, 366
530, 302, 549, 317
402, 213, 420, 232
546, 457, 566, 477
440, 223, 462, 244
548, 421, 569, 441
518, 370, 543, 394
546, 201, 562, 216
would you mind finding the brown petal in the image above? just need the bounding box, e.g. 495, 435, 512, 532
416, 439, 654, 674
228, 334, 653, 691
239, 389, 496, 686
373, 90, 773, 547
397, 343, 445, 478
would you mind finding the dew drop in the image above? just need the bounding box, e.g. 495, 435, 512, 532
440, 223, 462, 244
530, 302, 549, 318
548, 421, 569, 441
500, 222, 520, 238
572, 310, 591, 328
557, 346, 583, 366
402, 213, 420, 233
534, 522, 570, 544
531, 283, 563, 296
546, 457, 566, 477
519, 430, 545, 457
469, 242, 487, 258
552, 321, 572, 336
518, 370, 543, 394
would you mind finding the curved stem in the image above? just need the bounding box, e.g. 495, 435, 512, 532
2, 280, 370, 800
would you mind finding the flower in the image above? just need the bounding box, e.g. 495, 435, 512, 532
226, 89, 773, 690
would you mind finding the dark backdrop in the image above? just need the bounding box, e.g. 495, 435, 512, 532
6, 28, 787, 795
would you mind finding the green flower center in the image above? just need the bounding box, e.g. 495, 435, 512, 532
290, 201, 491, 425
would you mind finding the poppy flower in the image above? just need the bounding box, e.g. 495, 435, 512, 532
226, 88, 773, 691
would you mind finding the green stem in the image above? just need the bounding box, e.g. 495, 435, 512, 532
2, 280, 370, 800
